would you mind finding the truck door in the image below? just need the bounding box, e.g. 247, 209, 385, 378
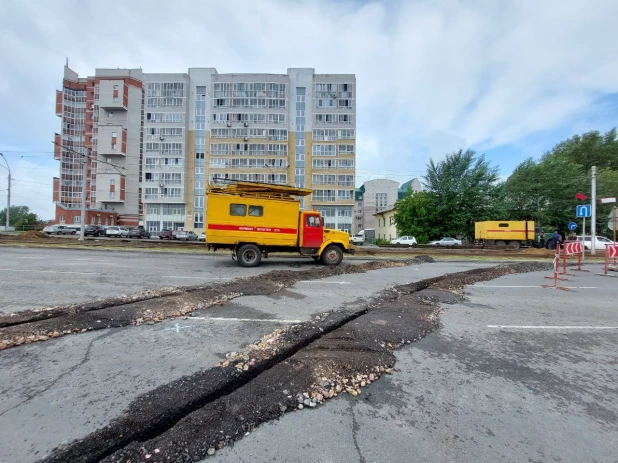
302, 213, 324, 248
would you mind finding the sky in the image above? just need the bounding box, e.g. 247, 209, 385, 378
1, 0, 617, 220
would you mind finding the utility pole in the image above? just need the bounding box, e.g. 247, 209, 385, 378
78, 150, 88, 241
591, 166, 597, 255
0, 153, 10, 230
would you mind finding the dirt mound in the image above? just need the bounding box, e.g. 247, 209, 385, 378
522, 247, 554, 256
21, 231, 49, 239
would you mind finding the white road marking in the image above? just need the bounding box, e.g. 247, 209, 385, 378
188, 317, 303, 323
474, 285, 597, 289
162, 276, 233, 280
297, 280, 350, 285
488, 325, 618, 330
0, 268, 97, 275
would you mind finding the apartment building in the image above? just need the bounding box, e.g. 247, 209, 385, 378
53, 66, 356, 233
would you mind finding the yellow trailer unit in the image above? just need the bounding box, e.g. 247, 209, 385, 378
205, 181, 352, 267
475, 220, 535, 249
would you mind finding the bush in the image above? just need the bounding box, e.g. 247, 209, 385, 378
374, 238, 390, 245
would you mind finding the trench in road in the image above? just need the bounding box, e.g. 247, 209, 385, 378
39, 262, 551, 463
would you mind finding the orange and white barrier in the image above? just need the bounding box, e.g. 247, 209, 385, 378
543, 243, 569, 290
563, 240, 588, 272
604, 244, 618, 275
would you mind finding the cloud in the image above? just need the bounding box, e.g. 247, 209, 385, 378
1, 0, 617, 218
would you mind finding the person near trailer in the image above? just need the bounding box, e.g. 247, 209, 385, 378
539, 231, 546, 248
552, 230, 561, 249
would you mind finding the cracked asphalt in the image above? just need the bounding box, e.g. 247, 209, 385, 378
1, 247, 616, 463
211, 264, 618, 463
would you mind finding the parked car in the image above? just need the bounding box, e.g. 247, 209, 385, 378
129, 228, 151, 239
105, 226, 124, 238
84, 225, 106, 237
390, 236, 417, 247
158, 229, 176, 240
350, 234, 365, 245
43, 225, 76, 235
576, 235, 617, 250
198, 232, 206, 242
176, 230, 198, 241
428, 237, 462, 246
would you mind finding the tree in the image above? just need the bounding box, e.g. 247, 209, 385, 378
394, 191, 441, 244
0, 205, 43, 229
423, 149, 503, 240
546, 128, 618, 172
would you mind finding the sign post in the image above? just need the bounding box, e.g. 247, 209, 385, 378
576, 205, 591, 262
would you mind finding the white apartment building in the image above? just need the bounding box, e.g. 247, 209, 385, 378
54, 66, 356, 233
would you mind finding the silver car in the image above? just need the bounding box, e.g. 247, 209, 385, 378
428, 237, 462, 246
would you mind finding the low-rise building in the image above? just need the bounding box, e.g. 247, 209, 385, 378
374, 206, 398, 241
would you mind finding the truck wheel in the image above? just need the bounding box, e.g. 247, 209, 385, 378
237, 244, 262, 267
321, 245, 343, 266
507, 241, 521, 250
495, 240, 506, 247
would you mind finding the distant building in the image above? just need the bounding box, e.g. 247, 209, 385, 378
374, 206, 398, 241
354, 179, 399, 233
398, 178, 422, 200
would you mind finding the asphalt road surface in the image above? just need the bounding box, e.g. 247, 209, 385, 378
0, 247, 371, 314
0, 249, 616, 463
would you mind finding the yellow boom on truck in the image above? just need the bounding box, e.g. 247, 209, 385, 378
475, 220, 536, 249
205, 181, 352, 267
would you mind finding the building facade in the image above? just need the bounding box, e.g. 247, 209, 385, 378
353, 179, 399, 233
374, 207, 398, 241
53, 66, 356, 233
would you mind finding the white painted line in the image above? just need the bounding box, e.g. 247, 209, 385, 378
162, 276, 233, 280
0, 268, 97, 275
162, 322, 193, 332
488, 325, 618, 330
297, 280, 350, 285
475, 285, 597, 289
188, 317, 303, 323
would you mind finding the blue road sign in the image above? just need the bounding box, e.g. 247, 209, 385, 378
576, 204, 591, 218
568, 222, 577, 231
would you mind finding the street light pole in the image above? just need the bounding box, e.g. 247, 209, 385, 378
78, 150, 89, 241
0, 153, 10, 230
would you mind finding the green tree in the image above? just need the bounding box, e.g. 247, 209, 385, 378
424, 149, 503, 240
393, 191, 440, 244
547, 128, 618, 172
0, 205, 43, 229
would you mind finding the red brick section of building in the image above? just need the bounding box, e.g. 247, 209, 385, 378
54, 205, 118, 227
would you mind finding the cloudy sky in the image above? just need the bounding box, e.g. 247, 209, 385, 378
1, 0, 617, 219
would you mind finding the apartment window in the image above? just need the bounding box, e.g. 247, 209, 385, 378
338, 159, 354, 169
196, 152, 205, 160
313, 129, 337, 141
60, 215, 65, 222
194, 196, 204, 208
312, 145, 337, 156
338, 129, 355, 139
268, 129, 288, 141
268, 144, 287, 156
339, 114, 354, 124
295, 153, 305, 161
111, 131, 117, 137
339, 144, 355, 154
338, 190, 354, 200
295, 168, 305, 176
211, 143, 230, 155
312, 174, 336, 185
195, 166, 204, 174
110, 179, 116, 186
338, 175, 354, 186
312, 159, 336, 169
108, 111, 114, 117
315, 114, 337, 124
74, 216, 81, 223
109, 191, 115, 198
268, 114, 286, 124
312, 189, 336, 202
296, 138, 305, 147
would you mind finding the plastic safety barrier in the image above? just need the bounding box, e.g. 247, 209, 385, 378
543, 243, 570, 290
604, 244, 618, 275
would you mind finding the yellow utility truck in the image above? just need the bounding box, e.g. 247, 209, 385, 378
205, 181, 352, 267
474, 220, 536, 249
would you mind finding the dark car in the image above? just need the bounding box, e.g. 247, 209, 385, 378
84, 225, 106, 237
129, 228, 151, 239
158, 229, 176, 240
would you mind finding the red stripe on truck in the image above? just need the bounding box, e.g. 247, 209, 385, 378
486, 229, 529, 232
208, 224, 298, 234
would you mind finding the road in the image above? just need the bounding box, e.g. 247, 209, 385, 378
0, 247, 616, 462
0, 247, 369, 314
217, 265, 618, 463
